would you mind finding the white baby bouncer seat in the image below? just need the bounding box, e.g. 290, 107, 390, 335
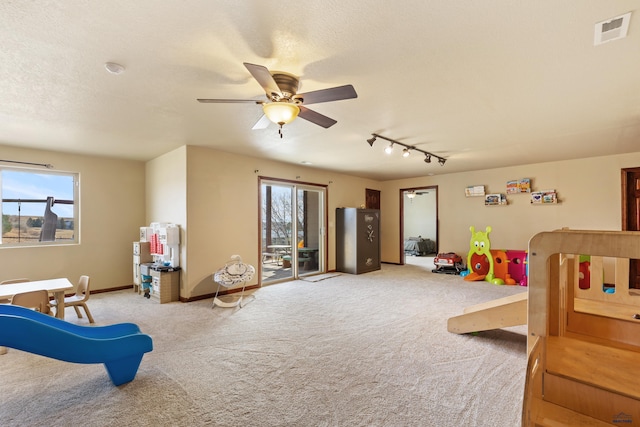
212, 255, 255, 309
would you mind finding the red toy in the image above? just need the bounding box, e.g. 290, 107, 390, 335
432, 252, 465, 275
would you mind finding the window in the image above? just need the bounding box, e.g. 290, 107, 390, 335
1, 168, 79, 246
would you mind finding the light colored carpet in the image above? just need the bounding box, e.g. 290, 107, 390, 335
0, 263, 527, 426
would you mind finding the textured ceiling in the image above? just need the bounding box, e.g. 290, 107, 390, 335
1, 1, 639, 180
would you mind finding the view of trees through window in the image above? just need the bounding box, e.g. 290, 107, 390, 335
262, 185, 305, 247
1, 168, 78, 245
261, 180, 325, 283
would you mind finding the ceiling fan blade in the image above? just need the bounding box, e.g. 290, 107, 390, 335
252, 114, 271, 130
244, 63, 282, 97
297, 84, 357, 105
197, 99, 263, 104
298, 106, 337, 128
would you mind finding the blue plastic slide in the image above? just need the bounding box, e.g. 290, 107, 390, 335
0, 304, 153, 386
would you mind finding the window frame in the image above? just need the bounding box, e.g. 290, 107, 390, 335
1, 166, 79, 247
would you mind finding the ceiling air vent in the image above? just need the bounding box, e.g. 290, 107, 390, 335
594, 12, 631, 45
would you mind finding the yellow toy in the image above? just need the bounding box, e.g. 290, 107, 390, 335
463, 226, 504, 285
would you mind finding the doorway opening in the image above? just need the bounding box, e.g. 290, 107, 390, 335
621, 167, 640, 289
259, 178, 327, 284
400, 186, 438, 269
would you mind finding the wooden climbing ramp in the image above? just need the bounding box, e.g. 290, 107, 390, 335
448, 228, 640, 425
446, 292, 527, 334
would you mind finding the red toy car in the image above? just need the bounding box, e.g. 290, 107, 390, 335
432, 252, 465, 275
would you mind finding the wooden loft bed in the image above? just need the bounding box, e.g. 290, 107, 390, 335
523, 229, 640, 426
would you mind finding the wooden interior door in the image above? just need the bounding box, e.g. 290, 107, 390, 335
365, 188, 380, 210
621, 167, 640, 288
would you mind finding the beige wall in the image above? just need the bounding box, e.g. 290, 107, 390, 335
4, 142, 639, 300
145, 146, 188, 294
0, 145, 145, 291
380, 152, 640, 263
178, 145, 379, 299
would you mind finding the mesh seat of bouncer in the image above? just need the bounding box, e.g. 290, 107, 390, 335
212, 255, 255, 309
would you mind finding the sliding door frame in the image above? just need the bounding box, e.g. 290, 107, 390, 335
258, 176, 328, 284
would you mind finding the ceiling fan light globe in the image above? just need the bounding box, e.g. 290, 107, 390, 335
262, 102, 300, 125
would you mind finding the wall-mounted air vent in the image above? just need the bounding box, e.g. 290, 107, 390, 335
594, 12, 631, 45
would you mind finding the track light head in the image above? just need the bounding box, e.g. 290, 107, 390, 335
402, 148, 411, 158
367, 136, 377, 146
424, 154, 431, 163
438, 157, 446, 166
384, 143, 394, 154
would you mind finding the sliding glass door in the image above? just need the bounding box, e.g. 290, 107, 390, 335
297, 185, 324, 277
260, 179, 325, 284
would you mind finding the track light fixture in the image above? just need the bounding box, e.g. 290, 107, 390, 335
366, 133, 447, 167
384, 143, 394, 154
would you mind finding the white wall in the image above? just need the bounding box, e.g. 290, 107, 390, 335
403, 191, 437, 242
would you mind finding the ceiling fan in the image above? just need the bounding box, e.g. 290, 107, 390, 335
197, 62, 358, 137
406, 190, 430, 199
